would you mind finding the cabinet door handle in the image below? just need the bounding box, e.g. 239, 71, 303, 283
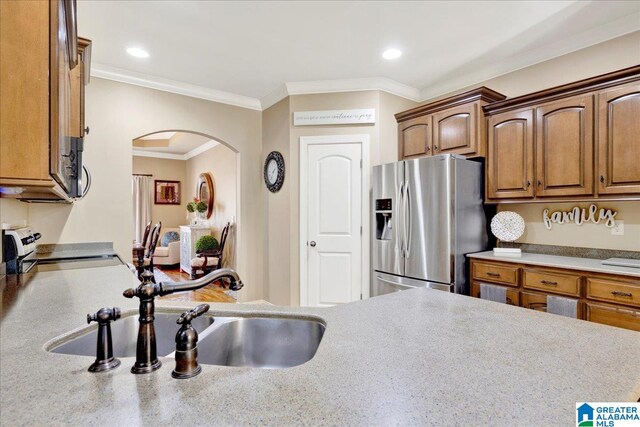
434, 145, 438, 150
537, 180, 541, 187
611, 291, 632, 297
486, 272, 501, 277
526, 180, 531, 188
541, 280, 558, 286
600, 175, 605, 183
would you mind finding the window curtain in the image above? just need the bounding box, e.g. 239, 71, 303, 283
132, 175, 152, 244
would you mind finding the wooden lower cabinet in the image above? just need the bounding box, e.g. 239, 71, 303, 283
469, 258, 640, 332
522, 268, 581, 297
586, 276, 640, 308
471, 281, 519, 306
521, 291, 581, 318
521, 291, 549, 312
585, 302, 640, 332
472, 261, 519, 286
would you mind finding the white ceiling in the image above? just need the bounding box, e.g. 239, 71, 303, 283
133, 132, 219, 160
78, 1, 640, 110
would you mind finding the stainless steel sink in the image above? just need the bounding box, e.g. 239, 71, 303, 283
49, 312, 214, 358
49, 312, 325, 369
197, 317, 325, 368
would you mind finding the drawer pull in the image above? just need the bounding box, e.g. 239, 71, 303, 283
486, 272, 501, 277
611, 291, 633, 298
541, 280, 558, 286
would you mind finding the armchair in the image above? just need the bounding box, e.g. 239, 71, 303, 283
153, 227, 181, 266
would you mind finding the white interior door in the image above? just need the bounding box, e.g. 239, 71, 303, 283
305, 142, 363, 306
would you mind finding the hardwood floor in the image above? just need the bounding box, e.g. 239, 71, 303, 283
154, 265, 236, 304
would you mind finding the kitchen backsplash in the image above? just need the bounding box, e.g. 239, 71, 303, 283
497, 201, 640, 252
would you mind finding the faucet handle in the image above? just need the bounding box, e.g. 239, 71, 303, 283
86, 307, 121, 373
177, 304, 210, 325
87, 307, 121, 324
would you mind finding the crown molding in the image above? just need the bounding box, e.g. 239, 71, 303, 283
132, 150, 184, 160
91, 63, 262, 111
261, 77, 422, 109
183, 140, 220, 160
260, 84, 290, 110
132, 140, 220, 161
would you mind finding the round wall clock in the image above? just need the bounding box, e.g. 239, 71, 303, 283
264, 151, 285, 193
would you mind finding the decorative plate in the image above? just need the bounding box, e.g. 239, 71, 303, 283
490, 211, 525, 242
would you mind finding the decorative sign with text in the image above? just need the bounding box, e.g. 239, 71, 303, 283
293, 109, 376, 126
543, 204, 617, 230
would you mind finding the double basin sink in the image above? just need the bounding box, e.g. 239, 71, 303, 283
49, 311, 325, 369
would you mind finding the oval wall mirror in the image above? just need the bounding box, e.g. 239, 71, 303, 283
197, 173, 214, 219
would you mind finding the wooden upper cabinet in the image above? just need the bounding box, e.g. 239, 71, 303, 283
484, 65, 640, 203
0, 0, 51, 182
432, 102, 478, 156
70, 38, 91, 138
597, 83, 640, 195
535, 94, 594, 197
0, 0, 89, 202
398, 116, 431, 159
395, 87, 505, 160
487, 109, 534, 199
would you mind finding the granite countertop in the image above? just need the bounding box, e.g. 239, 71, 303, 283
468, 251, 640, 278
1, 265, 639, 426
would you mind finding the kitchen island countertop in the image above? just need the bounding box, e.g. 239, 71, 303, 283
1, 264, 639, 426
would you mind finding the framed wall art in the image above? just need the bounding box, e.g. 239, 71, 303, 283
154, 180, 181, 205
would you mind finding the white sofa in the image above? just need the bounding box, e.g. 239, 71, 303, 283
153, 227, 181, 266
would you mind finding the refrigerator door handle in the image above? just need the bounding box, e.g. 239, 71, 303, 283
396, 181, 404, 255
404, 180, 411, 258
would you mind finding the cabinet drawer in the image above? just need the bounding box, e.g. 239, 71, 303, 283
585, 302, 640, 332
523, 269, 580, 297
471, 262, 518, 286
521, 291, 581, 318
586, 277, 640, 308
471, 281, 519, 306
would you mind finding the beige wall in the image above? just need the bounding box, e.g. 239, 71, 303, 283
0, 199, 29, 256
474, 31, 640, 99
378, 91, 418, 165
27, 78, 264, 302
262, 91, 418, 305
262, 97, 291, 305
186, 144, 238, 268
498, 202, 640, 251
132, 156, 187, 229
429, 31, 640, 102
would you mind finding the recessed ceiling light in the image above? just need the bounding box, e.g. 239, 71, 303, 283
126, 47, 149, 58
382, 48, 402, 60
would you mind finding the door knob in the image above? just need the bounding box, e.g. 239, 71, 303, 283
309, 241, 316, 247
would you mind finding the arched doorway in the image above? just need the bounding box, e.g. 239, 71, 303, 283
131, 130, 240, 302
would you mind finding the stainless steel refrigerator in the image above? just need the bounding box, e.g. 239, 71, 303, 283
372, 154, 487, 296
